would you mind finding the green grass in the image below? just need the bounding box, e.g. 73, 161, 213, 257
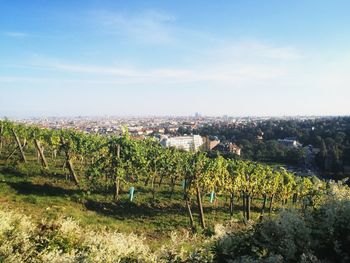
0, 161, 265, 248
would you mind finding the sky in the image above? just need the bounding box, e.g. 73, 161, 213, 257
1, 0, 350, 117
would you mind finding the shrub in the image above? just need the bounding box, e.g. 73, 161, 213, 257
157, 231, 214, 263
214, 199, 350, 263
0, 210, 36, 262
0, 209, 156, 262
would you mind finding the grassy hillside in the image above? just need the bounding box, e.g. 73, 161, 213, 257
1, 169, 349, 263
3, 122, 348, 262
0, 162, 258, 248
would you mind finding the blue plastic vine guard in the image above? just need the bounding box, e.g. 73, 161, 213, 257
129, 186, 135, 201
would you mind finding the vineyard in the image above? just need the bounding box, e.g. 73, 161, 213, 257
1, 120, 350, 262
0, 120, 330, 227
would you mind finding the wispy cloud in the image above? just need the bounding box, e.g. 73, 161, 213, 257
1, 31, 30, 38
198, 40, 303, 65
91, 9, 176, 44
54, 64, 141, 77
1, 43, 294, 86
2, 43, 349, 116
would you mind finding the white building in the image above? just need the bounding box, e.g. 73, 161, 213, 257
160, 135, 204, 151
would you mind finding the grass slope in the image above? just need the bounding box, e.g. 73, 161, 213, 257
0, 162, 264, 247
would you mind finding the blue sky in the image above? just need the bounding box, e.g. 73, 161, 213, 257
1, 0, 350, 117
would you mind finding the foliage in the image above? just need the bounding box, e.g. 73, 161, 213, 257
214, 182, 350, 263
0, 208, 156, 262
192, 117, 350, 176
0, 120, 337, 231
0, 207, 220, 263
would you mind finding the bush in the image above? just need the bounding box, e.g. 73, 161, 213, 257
156, 231, 214, 263
0, 210, 36, 262
0, 209, 215, 262
2, 181, 349, 262
0, 210, 156, 262
214, 199, 350, 263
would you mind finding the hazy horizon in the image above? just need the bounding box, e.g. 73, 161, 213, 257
1, 1, 350, 116
2, 113, 349, 120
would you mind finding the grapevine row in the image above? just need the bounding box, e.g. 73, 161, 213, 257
0, 120, 329, 229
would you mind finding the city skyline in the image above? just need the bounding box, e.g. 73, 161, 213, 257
1, 1, 350, 117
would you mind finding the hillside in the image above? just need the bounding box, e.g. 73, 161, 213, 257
1, 121, 350, 262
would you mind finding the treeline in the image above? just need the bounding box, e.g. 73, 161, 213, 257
0, 120, 335, 230
188, 117, 350, 176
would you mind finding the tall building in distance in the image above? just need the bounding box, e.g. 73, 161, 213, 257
160, 135, 204, 151
194, 112, 201, 119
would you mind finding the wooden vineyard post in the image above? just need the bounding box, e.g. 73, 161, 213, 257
60, 137, 79, 186
151, 175, 156, 200
34, 139, 49, 168
66, 156, 79, 186
185, 196, 195, 231
229, 193, 234, 219
260, 194, 267, 222
269, 194, 275, 214
6, 139, 27, 162
113, 144, 121, 202
246, 192, 251, 221
196, 185, 206, 229
242, 191, 247, 223
11, 129, 27, 163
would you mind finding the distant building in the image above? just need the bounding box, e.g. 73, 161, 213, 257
228, 143, 241, 156
144, 129, 154, 135
160, 135, 204, 151
167, 127, 178, 133
203, 136, 220, 151
212, 142, 241, 156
